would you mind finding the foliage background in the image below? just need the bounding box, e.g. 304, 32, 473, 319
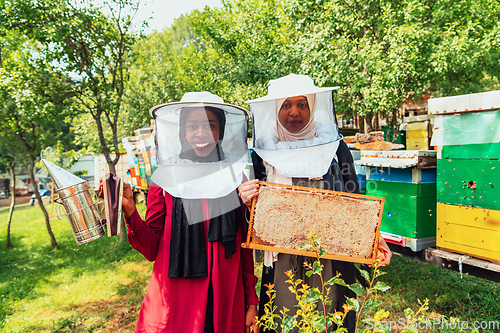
0, 0, 499, 165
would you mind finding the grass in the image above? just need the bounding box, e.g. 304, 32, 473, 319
0, 202, 151, 333
371, 254, 500, 331
1, 203, 499, 332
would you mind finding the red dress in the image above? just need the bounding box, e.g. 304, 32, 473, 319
126, 183, 259, 333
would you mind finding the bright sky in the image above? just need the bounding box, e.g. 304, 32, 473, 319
133, 0, 223, 33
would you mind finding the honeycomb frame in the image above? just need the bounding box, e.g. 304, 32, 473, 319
242, 181, 385, 264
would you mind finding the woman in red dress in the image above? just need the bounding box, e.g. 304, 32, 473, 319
117, 92, 259, 333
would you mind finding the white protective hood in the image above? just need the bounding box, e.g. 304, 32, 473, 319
150, 92, 251, 200
247, 74, 342, 178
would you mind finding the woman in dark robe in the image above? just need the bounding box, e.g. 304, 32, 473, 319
239, 75, 391, 333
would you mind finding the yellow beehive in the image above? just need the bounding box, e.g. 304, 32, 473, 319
406, 138, 429, 150
437, 203, 500, 261
406, 121, 432, 150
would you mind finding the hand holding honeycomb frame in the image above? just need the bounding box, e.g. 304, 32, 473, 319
243, 181, 385, 264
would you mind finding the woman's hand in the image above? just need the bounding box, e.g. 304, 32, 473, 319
245, 304, 259, 333
97, 179, 136, 219
238, 179, 259, 207
121, 183, 136, 219
374, 237, 392, 266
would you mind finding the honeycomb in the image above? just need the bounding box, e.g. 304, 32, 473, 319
251, 185, 382, 259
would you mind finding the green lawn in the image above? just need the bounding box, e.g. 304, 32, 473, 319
373, 255, 500, 332
0, 203, 151, 333
1, 203, 499, 332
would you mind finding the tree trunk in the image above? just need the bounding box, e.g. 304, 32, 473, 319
364, 114, 374, 133
372, 113, 379, 131
95, 115, 126, 242
29, 156, 58, 247
392, 125, 400, 143
390, 108, 401, 143
94, 110, 118, 175
5, 162, 16, 249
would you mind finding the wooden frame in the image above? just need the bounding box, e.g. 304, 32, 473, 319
242, 181, 385, 264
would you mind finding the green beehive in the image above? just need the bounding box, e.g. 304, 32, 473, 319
431, 101, 500, 211
437, 158, 500, 210
429, 90, 500, 262
356, 150, 437, 251
441, 143, 500, 160
367, 180, 436, 239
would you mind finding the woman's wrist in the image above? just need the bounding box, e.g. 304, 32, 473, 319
123, 202, 136, 219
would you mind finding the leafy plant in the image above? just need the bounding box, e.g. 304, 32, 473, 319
257, 234, 440, 333
257, 234, 392, 333
361, 298, 430, 333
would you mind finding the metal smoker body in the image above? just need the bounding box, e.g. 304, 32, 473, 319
55, 181, 105, 245
43, 159, 105, 245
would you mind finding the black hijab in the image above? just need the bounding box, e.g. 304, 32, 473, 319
168, 106, 243, 279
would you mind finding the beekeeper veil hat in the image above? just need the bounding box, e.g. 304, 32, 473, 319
150, 92, 250, 200
247, 74, 342, 178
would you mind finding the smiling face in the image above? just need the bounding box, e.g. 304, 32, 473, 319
184, 108, 221, 157
278, 96, 311, 133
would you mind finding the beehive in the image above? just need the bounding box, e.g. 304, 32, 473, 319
93, 154, 130, 188
406, 118, 433, 150
437, 158, 500, 210
121, 130, 157, 191
367, 180, 436, 240
243, 182, 384, 264
430, 90, 500, 262
437, 203, 500, 261
355, 150, 437, 251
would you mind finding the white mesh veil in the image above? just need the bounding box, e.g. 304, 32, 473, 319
149, 92, 250, 224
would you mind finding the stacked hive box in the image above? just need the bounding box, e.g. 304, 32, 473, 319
429, 90, 500, 262
121, 121, 157, 191
93, 154, 130, 186
355, 150, 437, 251
402, 114, 435, 150
136, 132, 157, 191
122, 137, 143, 187
350, 150, 367, 194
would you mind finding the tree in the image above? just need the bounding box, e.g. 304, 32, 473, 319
290, 0, 500, 137
121, 12, 264, 132
0, 64, 27, 249
116, 28, 182, 136
189, 0, 300, 93
3, 0, 142, 173
3, 0, 145, 244
181, 0, 500, 138
121, 0, 302, 137
50, 0, 140, 175
0, 28, 75, 247
0, 142, 27, 249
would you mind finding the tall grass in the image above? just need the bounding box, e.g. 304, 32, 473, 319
374, 254, 500, 331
